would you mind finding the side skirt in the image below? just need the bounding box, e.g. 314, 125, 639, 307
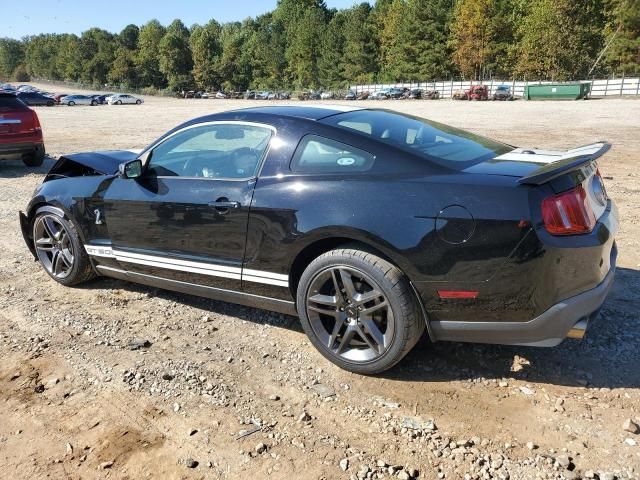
96, 265, 298, 317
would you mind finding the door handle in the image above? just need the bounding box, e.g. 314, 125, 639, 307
209, 198, 240, 211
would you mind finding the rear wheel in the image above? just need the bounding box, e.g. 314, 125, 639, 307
32, 209, 95, 286
68, 101, 75, 106
297, 247, 424, 374
46, 100, 54, 106
136, 99, 142, 105
116, 100, 122, 105
91, 100, 97, 106
22, 145, 45, 167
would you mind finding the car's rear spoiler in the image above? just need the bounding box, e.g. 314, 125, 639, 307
518, 142, 611, 185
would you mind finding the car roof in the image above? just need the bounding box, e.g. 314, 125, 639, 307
231, 105, 364, 121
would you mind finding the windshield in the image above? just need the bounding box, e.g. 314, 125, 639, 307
320, 109, 513, 168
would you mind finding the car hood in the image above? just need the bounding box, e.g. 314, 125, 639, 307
61, 149, 141, 175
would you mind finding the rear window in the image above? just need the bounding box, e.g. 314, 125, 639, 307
291, 135, 375, 173
320, 109, 512, 168
0, 94, 26, 109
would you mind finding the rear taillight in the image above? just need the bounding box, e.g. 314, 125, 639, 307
542, 185, 596, 235
31, 111, 41, 131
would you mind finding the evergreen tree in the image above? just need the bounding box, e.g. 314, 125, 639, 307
0, 38, 25, 80
137, 20, 166, 88
318, 11, 347, 88
119, 24, 139, 51
341, 3, 379, 84
190, 20, 223, 90
109, 47, 137, 86
604, 0, 640, 74
55, 34, 81, 81
286, 6, 327, 88
375, 0, 406, 82
159, 19, 194, 91
399, 0, 454, 81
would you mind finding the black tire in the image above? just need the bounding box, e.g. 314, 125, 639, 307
47, 100, 54, 107
91, 100, 97, 106
68, 101, 75, 106
32, 208, 95, 287
116, 100, 122, 105
135, 99, 142, 105
297, 247, 425, 374
22, 144, 45, 167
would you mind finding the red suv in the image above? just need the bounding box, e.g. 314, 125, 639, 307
0, 93, 45, 167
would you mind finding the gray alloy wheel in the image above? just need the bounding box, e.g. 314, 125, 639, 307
32, 209, 95, 286
68, 101, 75, 106
297, 247, 425, 374
116, 100, 122, 105
306, 266, 395, 363
33, 214, 75, 279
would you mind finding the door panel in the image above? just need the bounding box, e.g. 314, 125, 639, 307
103, 176, 253, 290
99, 122, 274, 291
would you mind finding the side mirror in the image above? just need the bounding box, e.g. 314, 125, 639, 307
118, 159, 142, 179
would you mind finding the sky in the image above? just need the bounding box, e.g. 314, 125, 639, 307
1, 0, 366, 39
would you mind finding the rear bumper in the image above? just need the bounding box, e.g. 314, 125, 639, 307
0, 141, 44, 158
431, 242, 617, 346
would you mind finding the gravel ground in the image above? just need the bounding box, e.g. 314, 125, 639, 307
0, 88, 639, 479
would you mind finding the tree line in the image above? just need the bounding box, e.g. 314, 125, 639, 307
0, 0, 638, 92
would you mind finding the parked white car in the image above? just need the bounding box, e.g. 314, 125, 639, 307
59, 95, 95, 106
107, 94, 143, 105
369, 89, 391, 100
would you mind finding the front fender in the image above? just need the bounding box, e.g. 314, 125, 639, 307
20, 175, 114, 257
20, 199, 76, 259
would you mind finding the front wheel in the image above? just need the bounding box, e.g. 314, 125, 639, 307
297, 247, 425, 374
116, 100, 122, 105
136, 99, 142, 104
32, 209, 95, 286
68, 101, 75, 106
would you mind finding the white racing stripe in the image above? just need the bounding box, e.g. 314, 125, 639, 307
495, 142, 608, 164
84, 245, 288, 287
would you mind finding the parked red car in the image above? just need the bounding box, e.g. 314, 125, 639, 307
0, 93, 45, 167
467, 85, 489, 101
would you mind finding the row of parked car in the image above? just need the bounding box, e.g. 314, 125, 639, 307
0, 84, 144, 106
181, 86, 515, 101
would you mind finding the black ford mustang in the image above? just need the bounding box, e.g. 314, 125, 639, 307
19, 106, 618, 374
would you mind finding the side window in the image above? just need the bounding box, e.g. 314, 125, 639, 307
291, 135, 375, 174
147, 123, 273, 179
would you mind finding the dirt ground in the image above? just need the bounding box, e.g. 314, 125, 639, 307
0, 86, 639, 480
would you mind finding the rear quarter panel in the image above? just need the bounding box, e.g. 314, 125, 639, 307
243, 164, 536, 321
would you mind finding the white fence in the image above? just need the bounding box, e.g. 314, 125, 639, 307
350, 77, 640, 98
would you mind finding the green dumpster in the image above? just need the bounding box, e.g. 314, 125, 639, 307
523, 83, 590, 100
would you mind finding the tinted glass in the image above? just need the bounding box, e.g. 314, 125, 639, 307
321, 110, 512, 168
291, 135, 375, 173
148, 123, 272, 179
0, 95, 25, 109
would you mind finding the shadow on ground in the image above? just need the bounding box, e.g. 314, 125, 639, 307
389, 267, 640, 390
75, 261, 639, 389
0, 157, 56, 178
